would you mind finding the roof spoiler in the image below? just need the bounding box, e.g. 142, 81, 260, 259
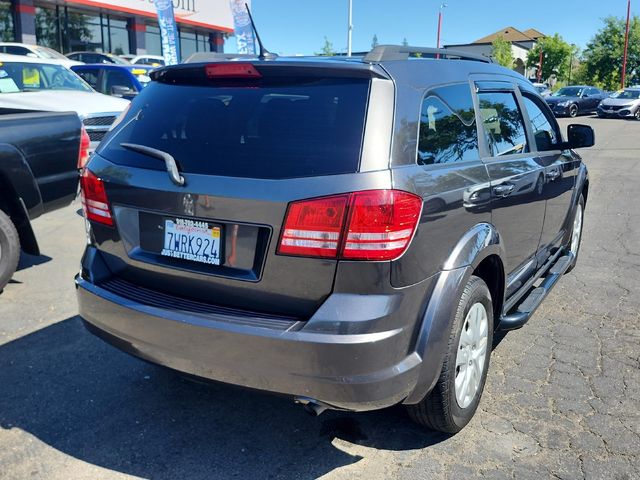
363, 45, 492, 64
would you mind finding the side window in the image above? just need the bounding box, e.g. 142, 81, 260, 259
105, 70, 133, 93
417, 84, 479, 165
6, 46, 30, 56
75, 69, 100, 89
477, 91, 529, 157
522, 96, 559, 151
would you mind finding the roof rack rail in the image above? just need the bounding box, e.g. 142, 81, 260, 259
363, 45, 492, 64
184, 52, 278, 64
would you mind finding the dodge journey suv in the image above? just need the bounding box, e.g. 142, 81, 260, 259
76, 46, 593, 433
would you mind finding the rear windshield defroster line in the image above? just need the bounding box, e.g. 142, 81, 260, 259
98, 78, 371, 179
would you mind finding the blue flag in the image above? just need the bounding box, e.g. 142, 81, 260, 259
154, 0, 181, 65
229, 0, 257, 54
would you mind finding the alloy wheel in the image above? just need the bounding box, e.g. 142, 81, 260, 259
569, 104, 578, 118
570, 203, 583, 256
455, 302, 489, 409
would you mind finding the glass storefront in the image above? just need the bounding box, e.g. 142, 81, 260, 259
29, 2, 214, 58
0, 1, 14, 42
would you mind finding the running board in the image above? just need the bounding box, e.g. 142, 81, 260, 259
498, 253, 574, 331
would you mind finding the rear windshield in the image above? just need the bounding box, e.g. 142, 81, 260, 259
98, 78, 370, 179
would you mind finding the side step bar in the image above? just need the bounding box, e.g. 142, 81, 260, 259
499, 252, 574, 331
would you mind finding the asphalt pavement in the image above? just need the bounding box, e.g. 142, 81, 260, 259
0, 115, 639, 479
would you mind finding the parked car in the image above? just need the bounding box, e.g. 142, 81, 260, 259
71, 64, 153, 99
532, 82, 551, 97
0, 54, 129, 149
76, 46, 592, 434
66, 51, 130, 65
128, 55, 165, 67
0, 111, 86, 291
0, 42, 82, 68
545, 85, 608, 117
597, 87, 640, 120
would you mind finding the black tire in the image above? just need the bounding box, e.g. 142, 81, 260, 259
635, 109, 640, 121
569, 104, 579, 118
406, 276, 494, 433
0, 209, 20, 292
566, 194, 585, 274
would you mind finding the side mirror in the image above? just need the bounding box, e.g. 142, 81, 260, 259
564, 124, 595, 149
111, 85, 136, 97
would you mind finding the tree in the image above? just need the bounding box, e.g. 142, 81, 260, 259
318, 36, 335, 56
491, 36, 514, 68
0, 3, 14, 42
527, 34, 575, 82
581, 16, 640, 90
402, 37, 409, 47
371, 34, 379, 49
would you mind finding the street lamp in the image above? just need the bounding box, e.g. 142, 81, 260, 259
436, 3, 447, 59
347, 0, 353, 57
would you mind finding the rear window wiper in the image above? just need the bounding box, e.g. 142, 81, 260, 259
120, 143, 185, 186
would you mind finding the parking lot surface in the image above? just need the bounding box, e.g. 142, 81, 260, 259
1, 116, 639, 479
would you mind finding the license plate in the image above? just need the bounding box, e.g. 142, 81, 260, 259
161, 218, 222, 265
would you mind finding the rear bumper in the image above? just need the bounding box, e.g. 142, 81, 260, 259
76, 271, 435, 412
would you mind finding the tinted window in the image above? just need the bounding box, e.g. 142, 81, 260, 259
99, 78, 370, 179
522, 96, 558, 151
417, 84, 479, 165
75, 69, 100, 89
105, 69, 133, 92
4, 46, 30, 55
478, 92, 529, 157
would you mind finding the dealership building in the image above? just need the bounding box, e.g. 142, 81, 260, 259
0, 0, 232, 58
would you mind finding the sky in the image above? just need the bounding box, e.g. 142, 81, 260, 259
225, 0, 639, 55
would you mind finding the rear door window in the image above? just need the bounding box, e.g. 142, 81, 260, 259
477, 91, 529, 157
75, 68, 100, 89
99, 78, 370, 179
417, 83, 479, 165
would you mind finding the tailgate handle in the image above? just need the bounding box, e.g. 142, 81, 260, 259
120, 143, 185, 187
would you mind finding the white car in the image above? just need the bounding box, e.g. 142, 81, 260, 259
0, 42, 82, 68
0, 54, 129, 148
129, 55, 165, 67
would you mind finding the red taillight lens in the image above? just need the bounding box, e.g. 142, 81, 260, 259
205, 63, 262, 79
80, 169, 113, 226
278, 195, 349, 258
77, 126, 91, 169
277, 190, 422, 261
342, 190, 422, 260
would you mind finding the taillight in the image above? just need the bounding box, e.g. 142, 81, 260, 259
80, 169, 113, 226
205, 63, 262, 79
277, 190, 422, 261
77, 126, 91, 169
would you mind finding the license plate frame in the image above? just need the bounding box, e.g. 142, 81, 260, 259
160, 217, 224, 266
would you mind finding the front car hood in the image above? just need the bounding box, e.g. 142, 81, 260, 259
546, 96, 580, 104
0, 90, 129, 117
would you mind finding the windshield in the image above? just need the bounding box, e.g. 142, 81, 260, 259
34, 46, 69, 60
0, 61, 93, 93
552, 87, 582, 97
612, 89, 640, 100
110, 55, 130, 65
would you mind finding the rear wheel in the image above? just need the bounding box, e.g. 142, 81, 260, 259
569, 104, 579, 118
566, 194, 585, 273
0, 209, 20, 292
406, 275, 493, 433
635, 109, 640, 121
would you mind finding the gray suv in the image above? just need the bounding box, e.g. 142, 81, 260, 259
76, 46, 593, 433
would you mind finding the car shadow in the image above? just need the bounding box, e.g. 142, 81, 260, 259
16, 252, 52, 272
0, 317, 448, 479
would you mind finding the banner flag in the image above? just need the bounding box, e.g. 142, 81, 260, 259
154, 0, 181, 65
230, 0, 257, 54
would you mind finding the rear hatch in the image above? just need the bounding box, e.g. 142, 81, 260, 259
86, 61, 381, 318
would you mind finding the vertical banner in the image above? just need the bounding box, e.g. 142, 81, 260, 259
229, 0, 257, 54
154, 0, 181, 65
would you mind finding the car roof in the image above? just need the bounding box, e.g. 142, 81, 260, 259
0, 53, 68, 65
71, 63, 152, 71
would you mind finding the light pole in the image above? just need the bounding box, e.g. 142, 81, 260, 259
537, 48, 544, 83
568, 44, 575, 85
622, 0, 631, 88
436, 3, 447, 58
347, 0, 353, 56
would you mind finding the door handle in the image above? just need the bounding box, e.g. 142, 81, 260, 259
493, 184, 515, 197
546, 170, 561, 181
